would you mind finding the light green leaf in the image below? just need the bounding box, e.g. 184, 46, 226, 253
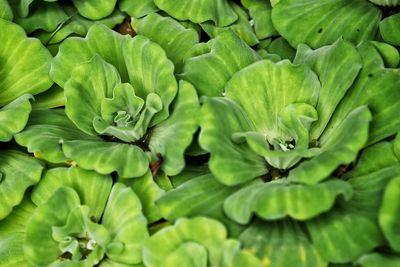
0, 197, 36, 267
144, 217, 260, 267
0, 233, 29, 267
62, 139, 149, 178
201, 2, 259, 46
149, 80, 199, 176
240, 220, 327, 267
224, 179, 352, 224
379, 176, 400, 251
123, 35, 177, 125
0, 94, 32, 142
102, 183, 149, 265
93, 83, 158, 143
226, 59, 319, 146
72, 0, 117, 20
0, 19, 52, 106
14, 1, 68, 33
325, 42, 400, 144
162, 242, 207, 267
306, 208, 383, 264
294, 39, 362, 139
241, 0, 277, 39
15, 109, 100, 164
235, 103, 318, 169
134, 13, 199, 73
272, 0, 381, 49
65, 55, 120, 136
143, 217, 226, 267
306, 140, 400, 262
24, 187, 81, 266
157, 174, 239, 220
380, 13, 400, 46
119, 0, 158, 18
31, 167, 112, 222
288, 106, 372, 184
357, 253, 400, 267
52, 24, 177, 125
181, 30, 260, 97
153, 0, 238, 27
32, 84, 65, 109
121, 171, 164, 224
199, 97, 267, 185
0, 150, 43, 220
0, 0, 13, 20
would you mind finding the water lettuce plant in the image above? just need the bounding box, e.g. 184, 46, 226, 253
1, 1, 400, 267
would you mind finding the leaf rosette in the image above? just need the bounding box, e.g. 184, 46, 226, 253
0, 167, 149, 266
143, 217, 262, 267
199, 38, 372, 186
17, 24, 199, 178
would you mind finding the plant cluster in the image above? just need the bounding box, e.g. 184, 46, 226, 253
1, 0, 400, 266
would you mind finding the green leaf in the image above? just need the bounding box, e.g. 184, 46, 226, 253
72, 0, 117, 20
149, 80, 199, 176
201, 2, 259, 46
0, 94, 32, 142
369, 0, 400, 6
240, 220, 327, 267
0, 150, 43, 220
153, 0, 238, 27
0, 19, 52, 106
288, 106, 372, 184
0, 0, 13, 20
0, 197, 36, 267
266, 37, 296, 61
122, 171, 164, 224
14, 1, 68, 33
31, 167, 112, 222
102, 183, 149, 265
32, 84, 65, 109
325, 42, 400, 145
199, 97, 267, 185
64, 55, 121, 136
306, 139, 400, 262
380, 13, 400, 46
356, 253, 400, 267
15, 109, 100, 164
143, 217, 225, 267
35, 7, 125, 46
306, 208, 383, 264
224, 179, 352, 224
379, 177, 400, 252
157, 174, 239, 220
370, 41, 399, 68
226, 59, 319, 147
144, 217, 260, 267
62, 139, 149, 178
181, 30, 260, 97
24, 187, 81, 266
52, 24, 177, 124
272, 0, 381, 49
92, 84, 161, 143
294, 39, 362, 139
134, 13, 199, 73
0, 233, 28, 267
119, 0, 158, 18
241, 0, 277, 40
